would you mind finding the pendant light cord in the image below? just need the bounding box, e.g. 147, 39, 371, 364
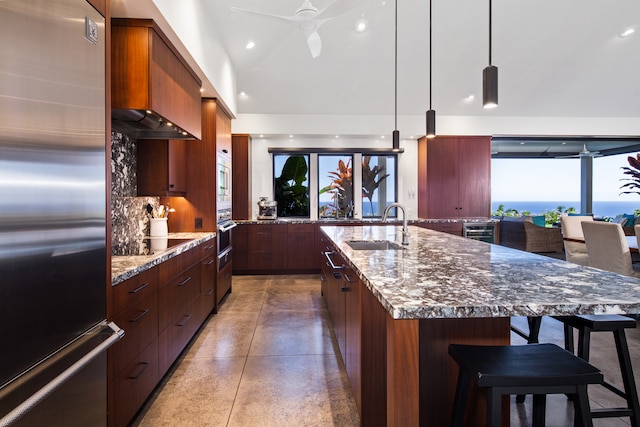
394, 0, 398, 130
429, 0, 432, 110
488, 0, 492, 66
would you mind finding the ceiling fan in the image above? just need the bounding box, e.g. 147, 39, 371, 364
231, 0, 361, 58
558, 144, 602, 158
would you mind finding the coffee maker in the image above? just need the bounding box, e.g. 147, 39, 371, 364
257, 197, 278, 220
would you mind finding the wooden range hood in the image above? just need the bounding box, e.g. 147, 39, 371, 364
111, 18, 202, 140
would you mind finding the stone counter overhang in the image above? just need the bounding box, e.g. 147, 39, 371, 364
111, 232, 216, 286
320, 224, 640, 320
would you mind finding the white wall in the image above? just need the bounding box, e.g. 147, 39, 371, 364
250, 137, 419, 220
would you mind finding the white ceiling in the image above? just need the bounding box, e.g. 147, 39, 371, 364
112, 0, 640, 155
204, 0, 640, 118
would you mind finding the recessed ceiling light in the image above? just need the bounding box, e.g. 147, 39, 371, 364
239, 91, 247, 97
335, 135, 340, 138
199, 87, 205, 93
463, 94, 475, 103
354, 18, 368, 33
289, 135, 293, 138
245, 41, 256, 49
619, 28, 635, 38
259, 134, 264, 138
381, 135, 385, 139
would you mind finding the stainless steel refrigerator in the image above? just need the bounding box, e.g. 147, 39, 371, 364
0, 1, 122, 426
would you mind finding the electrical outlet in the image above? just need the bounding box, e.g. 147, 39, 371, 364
195, 218, 203, 229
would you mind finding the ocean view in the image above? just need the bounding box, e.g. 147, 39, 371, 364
492, 201, 640, 219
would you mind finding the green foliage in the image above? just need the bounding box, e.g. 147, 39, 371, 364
319, 159, 353, 218
361, 156, 390, 216
492, 204, 577, 226
274, 156, 309, 217
620, 153, 640, 197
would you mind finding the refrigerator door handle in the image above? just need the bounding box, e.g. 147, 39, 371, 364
0, 322, 124, 427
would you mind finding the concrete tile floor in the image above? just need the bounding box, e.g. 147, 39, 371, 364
132, 275, 640, 426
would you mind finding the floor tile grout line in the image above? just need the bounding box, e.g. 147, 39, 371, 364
224, 276, 270, 427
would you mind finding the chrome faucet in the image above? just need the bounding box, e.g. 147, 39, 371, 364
382, 203, 410, 245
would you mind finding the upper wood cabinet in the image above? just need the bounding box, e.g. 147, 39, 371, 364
418, 136, 491, 219
137, 139, 187, 196
232, 134, 252, 220
111, 19, 202, 140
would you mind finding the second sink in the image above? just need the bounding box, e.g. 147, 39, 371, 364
346, 240, 405, 250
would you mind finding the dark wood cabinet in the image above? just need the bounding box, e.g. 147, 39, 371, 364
320, 235, 387, 425
137, 139, 187, 196
108, 241, 215, 427
286, 223, 317, 272
111, 19, 201, 139
234, 223, 325, 274
217, 250, 233, 304
233, 223, 286, 274
108, 267, 159, 427
199, 241, 217, 319
418, 136, 491, 219
232, 134, 252, 220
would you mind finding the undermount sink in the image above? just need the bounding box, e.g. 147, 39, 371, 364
346, 240, 405, 250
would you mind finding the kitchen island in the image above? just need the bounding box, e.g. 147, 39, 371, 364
320, 225, 640, 426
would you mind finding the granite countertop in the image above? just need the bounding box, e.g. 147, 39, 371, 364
235, 218, 497, 225
320, 225, 640, 320
111, 232, 216, 286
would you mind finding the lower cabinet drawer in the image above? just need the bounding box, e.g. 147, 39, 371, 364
110, 291, 158, 380
111, 338, 159, 427
158, 297, 201, 377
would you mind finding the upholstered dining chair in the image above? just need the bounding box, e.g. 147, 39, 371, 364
560, 215, 594, 266
581, 221, 640, 277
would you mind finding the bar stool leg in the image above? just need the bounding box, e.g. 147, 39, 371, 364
573, 385, 594, 427
576, 327, 592, 361
564, 323, 575, 354
613, 329, 640, 427
531, 394, 546, 427
450, 369, 470, 427
486, 388, 502, 427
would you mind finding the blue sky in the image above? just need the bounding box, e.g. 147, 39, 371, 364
491, 153, 640, 202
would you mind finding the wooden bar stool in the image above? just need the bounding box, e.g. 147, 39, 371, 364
449, 343, 603, 427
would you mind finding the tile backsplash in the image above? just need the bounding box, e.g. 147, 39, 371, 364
111, 131, 158, 254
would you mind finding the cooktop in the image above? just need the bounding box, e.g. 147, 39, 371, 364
112, 237, 192, 256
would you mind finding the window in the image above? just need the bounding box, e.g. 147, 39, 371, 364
362, 154, 396, 217
273, 154, 310, 217
272, 150, 398, 219
319, 154, 354, 218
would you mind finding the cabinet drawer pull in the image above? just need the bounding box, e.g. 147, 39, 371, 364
129, 362, 149, 380
343, 274, 354, 283
129, 283, 149, 294
205, 259, 215, 266
177, 276, 192, 287
323, 251, 344, 270
177, 313, 192, 327
341, 286, 349, 292
224, 273, 230, 278
320, 274, 326, 282
205, 244, 215, 250
333, 272, 341, 279
205, 289, 214, 296
130, 309, 149, 323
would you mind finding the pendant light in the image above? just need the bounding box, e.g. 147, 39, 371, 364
483, 0, 498, 109
425, 0, 436, 138
392, 0, 400, 151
